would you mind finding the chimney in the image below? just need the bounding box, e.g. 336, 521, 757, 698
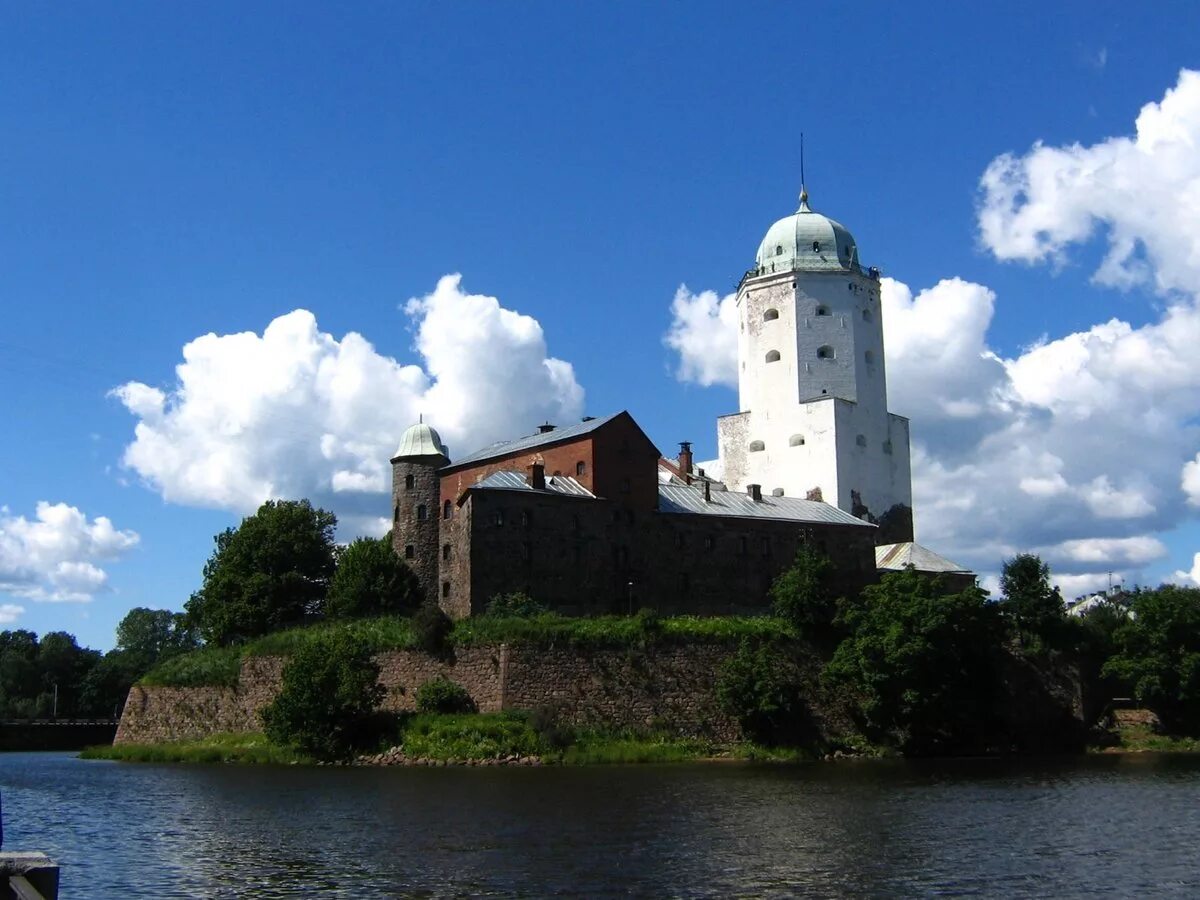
677, 441, 693, 484
537, 423, 556, 434
748, 484, 763, 503
527, 462, 546, 490
703, 480, 711, 503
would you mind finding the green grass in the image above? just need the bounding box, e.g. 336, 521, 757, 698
139, 645, 242, 687
558, 730, 714, 764
399, 712, 544, 759
1099, 724, 1200, 753
139, 613, 792, 687
79, 732, 310, 765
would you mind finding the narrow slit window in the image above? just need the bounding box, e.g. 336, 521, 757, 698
416, 504, 427, 521
442, 500, 452, 519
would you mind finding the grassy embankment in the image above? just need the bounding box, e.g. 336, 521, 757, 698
1095, 722, 1200, 754
84, 712, 817, 766
93, 614, 810, 765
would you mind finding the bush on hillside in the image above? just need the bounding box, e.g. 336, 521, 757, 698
412, 602, 453, 655
484, 592, 548, 618
260, 630, 384, 760
415, 676, 476, 714
769, 546, 838, 636
716, 639, 806, 745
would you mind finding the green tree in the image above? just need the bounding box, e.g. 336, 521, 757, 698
78, 650, 143, 719
412, 602, 453, 655
326, 535, 421, 619
999, 553, 1067, 649
260, 630, 384, 760
116, 607, 198, 670
37, 631, 100, 718
0, 630, 42, 717
826, 567, 1005, 755
1102, 585, 1200, 734
185, 500, 338, 645
769, 545, 837, 635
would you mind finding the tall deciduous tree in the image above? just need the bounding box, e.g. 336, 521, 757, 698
1103, 585, 1200, 734
116, 607, 198, 670
999, 554, 1067, 649
826, 567, 1006, 755
326, 535, 422, 619
185, 499, 338, 645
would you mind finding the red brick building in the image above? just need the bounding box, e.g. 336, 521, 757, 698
392, 412, 879, 617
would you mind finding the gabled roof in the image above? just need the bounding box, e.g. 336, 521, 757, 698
658, 483, 872, 527
441, 413, 621, 472
876, 542, 971, 574
442, 411, 659, 473
469, 470, 595, 498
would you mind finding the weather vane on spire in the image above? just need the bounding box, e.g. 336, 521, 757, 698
799, 132, 810, 210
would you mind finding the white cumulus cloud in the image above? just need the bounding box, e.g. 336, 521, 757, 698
0, 503, 140, 603
663, 70, 1200, 594
978, 68, 1200, 296
111, 275, 585, 534
0, 604, 23, 624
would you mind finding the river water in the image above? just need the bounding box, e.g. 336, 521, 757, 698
2, 752, 1198, 897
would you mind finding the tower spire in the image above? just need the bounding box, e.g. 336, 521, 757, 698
798, 133, 810, 211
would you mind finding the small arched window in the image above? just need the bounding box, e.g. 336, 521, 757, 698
748, 440, 765, 452
404, 545, 415, 559
393, 504, 400, 523
789, 434, 805, 446
442, 500, 452, 520
883, 440, 894, 455
812, 241, 820, 252
815, 305, 831, 317
817, 345, 835, 360
442, 544, 451, 561
856, 434, 867, 448
862, 308, 872, 322
404, 474, 415, 490
416, 504, 427, 521
763, 308, 779, 321
493, 509, 505, 526
575, 461, 586, 477
765, 350, 781, 363
864, 350, 875, 365
775, 244, 783, 256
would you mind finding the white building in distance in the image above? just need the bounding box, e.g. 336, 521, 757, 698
715, 187, 914, 544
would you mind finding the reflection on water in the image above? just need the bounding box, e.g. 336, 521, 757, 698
2, 752, 1199, 897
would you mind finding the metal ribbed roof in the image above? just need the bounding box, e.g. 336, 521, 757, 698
876, 542, 971, 573
471, 470, 595, 498
443, 413, 621, 471
658, 483, 872, 527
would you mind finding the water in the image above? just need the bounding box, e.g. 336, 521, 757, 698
3, 752, 1199, 897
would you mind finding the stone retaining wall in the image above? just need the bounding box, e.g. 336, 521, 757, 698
114, 643, 741, 745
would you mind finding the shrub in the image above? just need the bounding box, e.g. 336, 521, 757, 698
484, 592, 548, 618
716, 639, 805, 745
412, 602, 453, 655
528, 704, 573, 750
260, 630, 384, 760
770, 546, 837, 635
415, 676, 476, 714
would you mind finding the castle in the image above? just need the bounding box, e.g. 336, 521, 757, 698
390, 188, 969, 617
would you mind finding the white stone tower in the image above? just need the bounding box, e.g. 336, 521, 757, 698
716, 187, 914, 542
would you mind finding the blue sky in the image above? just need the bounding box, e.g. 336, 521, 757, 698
3, 2, 1199, 650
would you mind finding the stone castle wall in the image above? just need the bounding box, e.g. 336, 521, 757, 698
114, 643, 741, 745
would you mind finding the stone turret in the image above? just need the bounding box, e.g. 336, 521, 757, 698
390, 420, 450, 606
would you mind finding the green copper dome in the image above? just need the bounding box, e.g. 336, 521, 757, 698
754, 192, 860, 275
393, 421, 449, 460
